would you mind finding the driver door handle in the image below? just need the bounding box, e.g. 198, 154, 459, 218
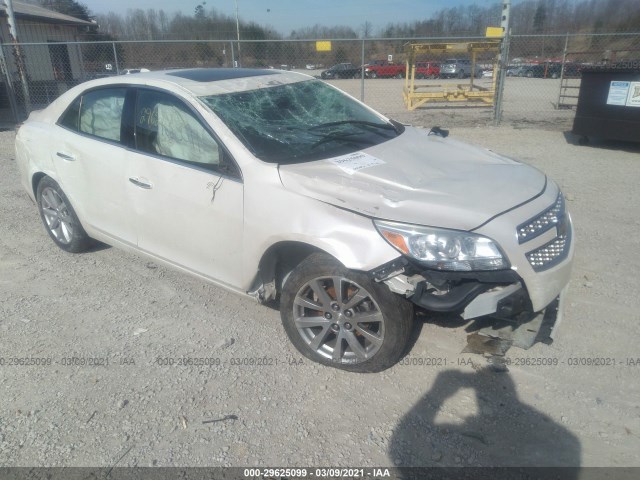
56, 152, 75, 161
129, 177, 152, 189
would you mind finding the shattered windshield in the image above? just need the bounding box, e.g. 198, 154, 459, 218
200, 80, 402, 163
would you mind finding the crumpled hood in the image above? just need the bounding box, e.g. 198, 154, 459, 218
278, 126, 546, 231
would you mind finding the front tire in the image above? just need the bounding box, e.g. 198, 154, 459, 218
280, 253, 414, 372
36, 176, 91, 253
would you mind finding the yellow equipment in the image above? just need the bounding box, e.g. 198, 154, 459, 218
403, 41, 501, 111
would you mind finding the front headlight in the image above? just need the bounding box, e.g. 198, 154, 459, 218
374, 220, 508, 271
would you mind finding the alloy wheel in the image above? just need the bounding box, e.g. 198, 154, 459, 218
40, 186, 74, 245
292, 276, 385, 365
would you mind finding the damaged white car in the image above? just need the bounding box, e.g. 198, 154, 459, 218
15, 69, 574, 372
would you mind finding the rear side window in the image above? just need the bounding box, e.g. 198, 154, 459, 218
79, 88, 127, 142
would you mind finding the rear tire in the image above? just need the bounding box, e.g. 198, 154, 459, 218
280, 253, 414, 372
36, 176, 92, 253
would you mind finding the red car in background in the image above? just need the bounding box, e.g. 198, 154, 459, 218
414, 61, 440, 79
364, 60, 406, 78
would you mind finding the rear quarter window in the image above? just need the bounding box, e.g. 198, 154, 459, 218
57, 96, 81, 131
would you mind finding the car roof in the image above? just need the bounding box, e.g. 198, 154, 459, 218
33, 68, 313, 124
92, 68, 311, 96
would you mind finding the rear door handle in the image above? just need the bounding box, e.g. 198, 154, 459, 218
56, 152, 75, 161
129, 177, 152, 189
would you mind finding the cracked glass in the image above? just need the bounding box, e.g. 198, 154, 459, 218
200, 80, 401, 164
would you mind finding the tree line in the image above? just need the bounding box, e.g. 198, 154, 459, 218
32, 0, 640, 41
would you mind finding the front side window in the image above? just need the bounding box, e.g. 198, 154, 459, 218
201, 80, 402, 164
135, 89, 223, 170
79, 88, 127, 142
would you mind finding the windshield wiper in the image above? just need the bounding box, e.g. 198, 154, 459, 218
311, 131, 377, 149
309, 120, 397, 132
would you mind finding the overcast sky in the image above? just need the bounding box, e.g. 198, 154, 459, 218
79, 0, 486, 34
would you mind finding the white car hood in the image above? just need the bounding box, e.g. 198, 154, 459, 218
278, 126, 546, 231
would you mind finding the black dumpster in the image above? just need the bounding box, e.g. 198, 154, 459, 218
572, 63, 640, 143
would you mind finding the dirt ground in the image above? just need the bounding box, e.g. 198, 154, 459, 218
1, 105, 640, 469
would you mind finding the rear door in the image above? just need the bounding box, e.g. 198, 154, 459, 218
53, 86, 137, 246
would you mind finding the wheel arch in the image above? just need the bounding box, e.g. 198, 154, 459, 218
249, 241, 328, 300
31, 171, 49, 198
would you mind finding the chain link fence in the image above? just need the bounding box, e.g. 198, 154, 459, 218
1, 33, 639, 129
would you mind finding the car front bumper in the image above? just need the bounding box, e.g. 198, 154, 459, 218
375, 181, 574, 321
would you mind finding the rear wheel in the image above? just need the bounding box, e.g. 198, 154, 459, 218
36, 176, 91, 253
280, 253, 414, 372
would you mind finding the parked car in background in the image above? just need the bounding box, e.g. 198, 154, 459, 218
320, 63, 361, 79
364, 60, 406, 79
440, 59, 483, 79
506, 65, 526, 76
519, 62, 582, 79
120, 68, 151, 75
15, 68, 574, 373
414, 61, 440, 79
561, 62, 583, 78
482, 69, 494, 78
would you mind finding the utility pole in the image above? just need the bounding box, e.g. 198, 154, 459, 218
493, 0, 511, 126
234, 0, 241, 67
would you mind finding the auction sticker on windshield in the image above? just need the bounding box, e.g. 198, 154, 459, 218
329, 151, 385, 174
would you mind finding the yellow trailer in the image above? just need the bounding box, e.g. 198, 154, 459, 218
403, 41, 501, 111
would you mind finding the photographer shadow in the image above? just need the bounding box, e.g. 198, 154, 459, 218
389, 368, 581, 475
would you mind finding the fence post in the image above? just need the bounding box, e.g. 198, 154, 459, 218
112, 42, 120, 75
360, 39, 365, 102
493, 0, 512, 126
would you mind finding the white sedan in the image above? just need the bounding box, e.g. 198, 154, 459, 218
15, 68, 574, 372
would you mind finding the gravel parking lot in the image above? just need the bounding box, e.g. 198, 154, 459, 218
1, 107, 640, 469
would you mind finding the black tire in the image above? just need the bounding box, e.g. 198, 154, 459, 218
526, 70, 533, 78
280, 253, 414, 373
395, 72, 404, 79
36, 176, 92, 253
416, 73, 425, 79
458, 70, 465, 79
370, 71, 378, 79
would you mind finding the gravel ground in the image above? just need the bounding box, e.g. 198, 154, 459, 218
1, 118, 640, 469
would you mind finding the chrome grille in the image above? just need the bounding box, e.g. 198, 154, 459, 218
526, 226, 571, 272
520, 192, 571, 272
517, 193, 565, 244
